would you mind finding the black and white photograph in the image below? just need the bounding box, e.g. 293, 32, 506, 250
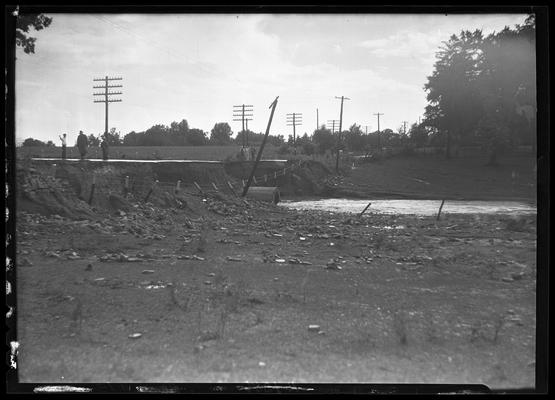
6, 5, 545, 393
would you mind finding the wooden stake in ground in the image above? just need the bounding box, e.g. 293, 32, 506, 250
194, 181, 204, 195
144, 180, 158, 203
242, 96, 279, 197
359, 201, 372, 217
436, 199, 446, 221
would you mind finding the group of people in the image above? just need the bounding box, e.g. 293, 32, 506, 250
58, 131, 110, 161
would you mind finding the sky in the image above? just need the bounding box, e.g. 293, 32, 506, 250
15, 13, 529, 144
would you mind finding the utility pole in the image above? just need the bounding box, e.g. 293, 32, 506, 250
242, 96, 279, 197
233, 104, 254, 147
335, 96, 350, 172
327, 120, 339, 134
374, 112, 384, 149
93, 76, 122, 136
286, 113, 302, 150
402, 121, 408, 135
316, 108, 319, 130
362, 125, 371, 135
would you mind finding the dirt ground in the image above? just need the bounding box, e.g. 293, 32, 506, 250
15, 204, 536, 387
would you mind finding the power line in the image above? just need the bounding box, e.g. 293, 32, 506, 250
93, 76, 123, 135
374, 113, 384, 149
233, 104, 254, 147
334, 96, 350, 172
326, 120, 339, 134
286, 112, 302, 149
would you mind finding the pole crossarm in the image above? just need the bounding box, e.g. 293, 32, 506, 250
93, 75, 123, 135
94, 77, 122, 81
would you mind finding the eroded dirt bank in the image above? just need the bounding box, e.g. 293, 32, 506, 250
13, 161, 536, 387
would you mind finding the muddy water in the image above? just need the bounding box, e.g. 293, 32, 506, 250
281, 199, 537, 216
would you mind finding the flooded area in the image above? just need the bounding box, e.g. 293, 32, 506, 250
281, 198, 537, 216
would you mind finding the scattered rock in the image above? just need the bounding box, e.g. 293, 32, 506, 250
308, 325, 320, 332
128, 333, 142, 339
19, 258, 33, 267
85, 264, 92, 271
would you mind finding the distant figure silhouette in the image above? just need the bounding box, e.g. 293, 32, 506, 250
59, 133, 67, 160
101, 135, 109, 160
76, 131, 88, 160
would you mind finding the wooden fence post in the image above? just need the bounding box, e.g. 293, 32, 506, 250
144, 180, 158, 203
436, 199, 446, 221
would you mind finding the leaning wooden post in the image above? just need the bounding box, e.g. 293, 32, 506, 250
436, 199, 446, 221
359, 201, 372, 217
194, 181, 204, 195
227, 181, 237, 196
242, 96, 279, 197
88, 174, 96, 205
144, 180, 158, 203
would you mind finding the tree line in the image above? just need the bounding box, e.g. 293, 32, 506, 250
422, 15, 536, 164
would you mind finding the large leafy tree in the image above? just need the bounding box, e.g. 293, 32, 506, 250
424, 30, 485, 158
16, 13, 53, 54
22, 138, 46, 147
312, 126, 335, 154
343, 124, 365, 152
423, 15, 535, 163
188, 128, 208, 146
210, 122, 233, 145
477, 16, 536, 161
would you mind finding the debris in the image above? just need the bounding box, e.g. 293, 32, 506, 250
192, 255, 205, 261
502, 277, 514, 282
308, 325, 320, 332
258, 361, 266, 367
19, 258, 33, 267
204, 281, 212, 285
226, 256, 243, 262
275, 258, 286, 263
325, 263, 342, 270
85, 264, 92, 271
511, 272, 525, 280
142, 270, 155, 274
128, 333, 142, 339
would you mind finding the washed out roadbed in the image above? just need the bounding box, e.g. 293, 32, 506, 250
15, 202, 536, 387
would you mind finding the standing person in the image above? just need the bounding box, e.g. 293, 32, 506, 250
76, 130, 88, 160
59, 133, 67, 160
101, 135, 109, 160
